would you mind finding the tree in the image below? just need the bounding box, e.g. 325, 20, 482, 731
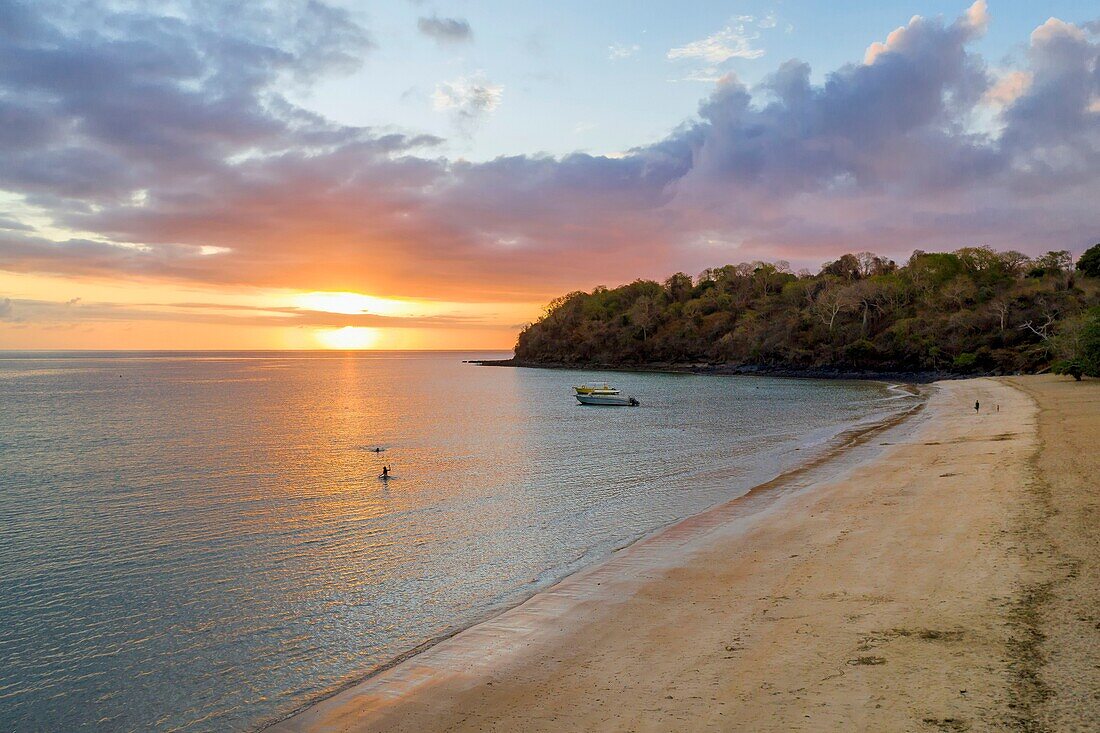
1077, 243, 1100, 278
956, 246, 1001, 274
998, 250, 1032, 276
843, 280, 885, 335
821, 253, 861, 281
541, 291, 585, 318
664, 272, 694, 302
877, 278, 912, 316
906, 251, 965, 290
990, 297, 1012, 332
1019, 301, 1059, 355
1041, 250, 1073, 271
1053, 307, 1100, 379
807, 279, 846, 331
855, 251, 896, 277
734, 262, 756, 278
752, 262, 782, 296
629, 295, 660, 341
1029, 250, 1072, 277
941, 276, 977, 310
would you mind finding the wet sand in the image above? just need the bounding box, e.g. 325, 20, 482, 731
269, 376, 1098, 732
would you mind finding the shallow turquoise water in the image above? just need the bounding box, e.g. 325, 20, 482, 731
0, 351, 904, 731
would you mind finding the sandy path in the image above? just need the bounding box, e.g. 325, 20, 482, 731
269, 376, 1096, 732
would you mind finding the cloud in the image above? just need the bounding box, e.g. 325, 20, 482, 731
0, 1, 1097, 304
983, 70, 1032, 107
0, 215, 34, 231
417, 15, 472, 44
961, 0, 990, 35
667, 19, 765, 82
865, 1, 988, 65
0, 297, 11, 320
609, 43, 640, 60
432, 74, 503, 131
0, 0, 376, 208
668, 25, 765, 64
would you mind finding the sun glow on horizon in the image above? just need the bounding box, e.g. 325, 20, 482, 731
315, 326, 380, 349
0, 273, 537, 349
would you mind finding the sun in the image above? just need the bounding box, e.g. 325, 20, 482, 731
315, 326, 380, 349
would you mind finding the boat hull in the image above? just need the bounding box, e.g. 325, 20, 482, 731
575, 393, 639, 406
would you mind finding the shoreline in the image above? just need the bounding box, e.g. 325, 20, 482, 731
266, 375, 1097, 731
467, 357, 1000, 384
263, 384, 929, 732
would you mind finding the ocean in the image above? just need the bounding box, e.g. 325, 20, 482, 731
0, 351, 909, 731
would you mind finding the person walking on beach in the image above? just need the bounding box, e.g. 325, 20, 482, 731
974, 400, 980, 414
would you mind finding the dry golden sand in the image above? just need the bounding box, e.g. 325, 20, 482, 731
269, 376, 1098, 733
1004, 376, 1100, 732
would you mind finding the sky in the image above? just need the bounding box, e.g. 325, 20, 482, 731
0, 0, 1097, 350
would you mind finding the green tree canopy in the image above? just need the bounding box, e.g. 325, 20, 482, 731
1077, 243, 1100, 278
515, 246, 1100, 377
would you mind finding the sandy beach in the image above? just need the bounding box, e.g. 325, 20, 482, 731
269, 375, 1098, 732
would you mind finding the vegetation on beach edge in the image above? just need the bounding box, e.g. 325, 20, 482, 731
514, 245, 1100, 379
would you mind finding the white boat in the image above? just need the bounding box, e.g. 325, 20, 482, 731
575, 391, 639, 406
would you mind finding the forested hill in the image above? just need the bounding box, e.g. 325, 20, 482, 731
513, 245, 1100, 378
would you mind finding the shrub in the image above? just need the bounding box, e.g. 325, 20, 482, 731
844, 339, 878, 362
953, 352, 978, 370
1052, 360, 1084, 381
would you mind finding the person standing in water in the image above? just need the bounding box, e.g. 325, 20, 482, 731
975, 400, 980, 413
381, 465, 390, 479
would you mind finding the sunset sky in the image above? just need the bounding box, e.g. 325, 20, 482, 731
0, 0, 1097, 349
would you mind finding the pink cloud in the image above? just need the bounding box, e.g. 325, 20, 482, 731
0, 1, 1097, 304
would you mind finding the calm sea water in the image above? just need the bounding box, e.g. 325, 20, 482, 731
0, 351, 906, 732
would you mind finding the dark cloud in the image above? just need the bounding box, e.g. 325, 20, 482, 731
417, 15, 473, 44
0, 0, 374, 205
0, 1, 1097, 302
